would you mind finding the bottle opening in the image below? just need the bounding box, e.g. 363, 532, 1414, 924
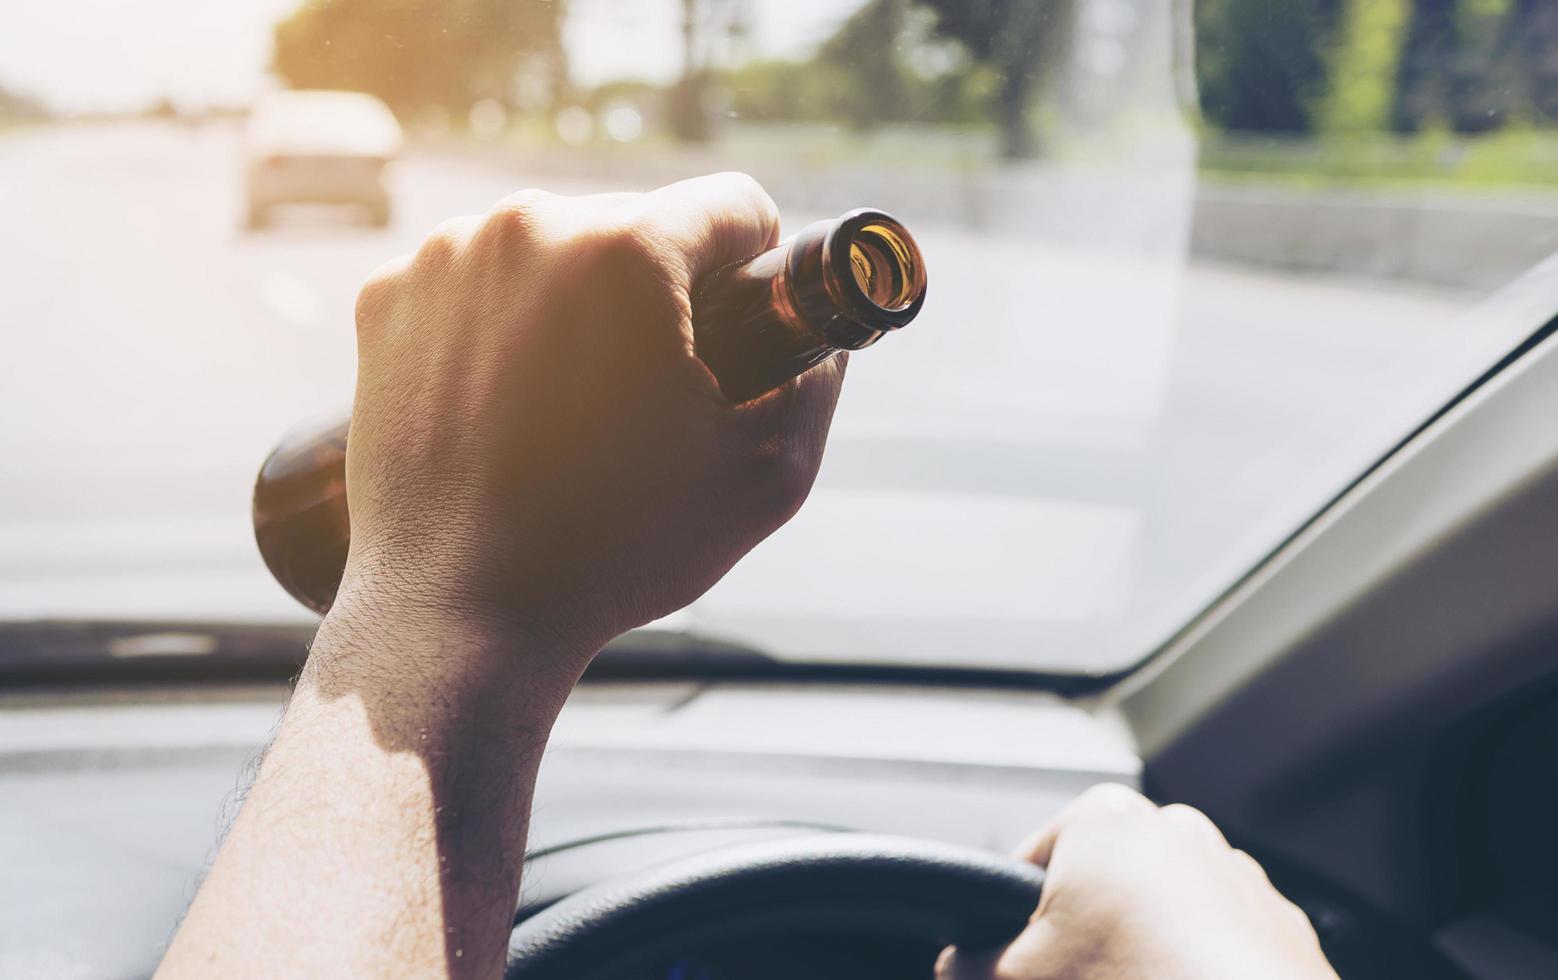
847, 220, 925, 313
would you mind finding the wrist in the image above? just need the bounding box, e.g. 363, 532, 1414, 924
305, 572, 597, 712
330, 549, 604, 660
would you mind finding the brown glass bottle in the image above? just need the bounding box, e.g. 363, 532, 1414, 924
253, 207, 927, 614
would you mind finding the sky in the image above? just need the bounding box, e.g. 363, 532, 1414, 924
0, 0, 860, 113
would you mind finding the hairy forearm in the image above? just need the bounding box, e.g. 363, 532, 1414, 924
160, 174, 836, 978
159, 595, 587, 979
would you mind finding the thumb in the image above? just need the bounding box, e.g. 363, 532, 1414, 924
641, 171, 781, 284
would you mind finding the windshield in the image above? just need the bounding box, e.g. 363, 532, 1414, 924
3, 0, 1556, 675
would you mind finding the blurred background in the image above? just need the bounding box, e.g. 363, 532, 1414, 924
4, 0, 1558, 673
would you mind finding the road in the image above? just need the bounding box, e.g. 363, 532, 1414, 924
0, 121, 1523, 672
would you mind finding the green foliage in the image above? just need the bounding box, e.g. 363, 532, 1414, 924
720, 1, 994, 130
1201, 126, 1558, 188
718, 0, 1558, 153
724, 60, 846, 122
722, 56, 994, 128
1392, 0, 1558, 133
1196, 0, 1344, 133
721, 0, 1064, 156
1319, 0, 1410, 132
918, 0, 1070, 157
1446, 0, 1521, 132
817, 0, 910, 130
272, 0, 563, 115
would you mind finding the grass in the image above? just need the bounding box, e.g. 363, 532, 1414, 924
466, 116, 1558, 193
1199, 128, 1558, 192
472, 116, 1004, 172
11, 101, 1558, 192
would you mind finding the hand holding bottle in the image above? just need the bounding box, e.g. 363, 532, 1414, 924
254, 182, 927, 617
325, 174, 861, 656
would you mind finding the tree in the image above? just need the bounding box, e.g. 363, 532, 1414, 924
1318, 0, 1410, 132
1511, 0, 1558, 123
721, 37, 991, 129
668, 0, 750, 142
272, 0, 565, 116
1196, 0, 1344, 134
816, 0, 911, 131
1444, 0, 1517, 134
1393, 0, 1556, 135
918, 0, 1073, 159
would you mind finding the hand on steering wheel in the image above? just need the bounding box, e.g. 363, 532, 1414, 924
505, 833, 1044, 980
937, 785, 1338, 980
506, 786, 1339, 980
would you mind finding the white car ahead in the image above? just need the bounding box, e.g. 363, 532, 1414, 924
243, 89, 401, 229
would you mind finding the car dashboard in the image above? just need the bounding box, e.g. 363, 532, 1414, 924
0, 679, 1139, 978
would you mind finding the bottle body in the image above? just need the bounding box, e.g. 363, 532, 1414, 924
254, 207, 926, 614
692, 245, 831, 403
253, 417, 350, 614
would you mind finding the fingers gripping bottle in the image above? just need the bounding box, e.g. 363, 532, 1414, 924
254, 208, 927, 613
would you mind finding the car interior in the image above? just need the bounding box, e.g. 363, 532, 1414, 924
9, 303, 1558, 975
7, 0, 1558, 978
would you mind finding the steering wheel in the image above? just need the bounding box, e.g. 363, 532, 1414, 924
505, 833, 1045, 980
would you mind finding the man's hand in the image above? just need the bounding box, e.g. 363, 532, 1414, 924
937, 784, 1339, 980
343, 172, 843, 655
159, 174, 843, 979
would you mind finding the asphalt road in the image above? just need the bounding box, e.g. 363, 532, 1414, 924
0, 121, 1518, 672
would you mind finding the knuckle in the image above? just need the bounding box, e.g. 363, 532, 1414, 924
1238, 860, 1298, 902
354, 257, 408, 338
727, 170, 778, 217
482, 190, 553, 247
706, 170, 779, 237
1232, 848, 1267, 875
594, 216, 665, 265
1075, 782, 1153, 818
415, 216, 472, 266
497, 186, 553, 213
571, 218, 675, 290
1160, 801, 1223, 836
1160, 802, 1210, 823
1287, 900, 1322, 940
711, 169, 769, 202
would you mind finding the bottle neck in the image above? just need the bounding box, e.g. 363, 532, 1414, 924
780, 210, 926, 351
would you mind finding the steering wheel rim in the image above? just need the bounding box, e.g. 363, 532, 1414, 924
505, 832, 1044, 980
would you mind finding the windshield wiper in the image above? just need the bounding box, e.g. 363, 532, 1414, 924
0, 620, 316, 686
0, 620, 780, 688
0, 620, 1090, 693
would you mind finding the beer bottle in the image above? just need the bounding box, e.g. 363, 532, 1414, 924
253, 207, 927, 613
